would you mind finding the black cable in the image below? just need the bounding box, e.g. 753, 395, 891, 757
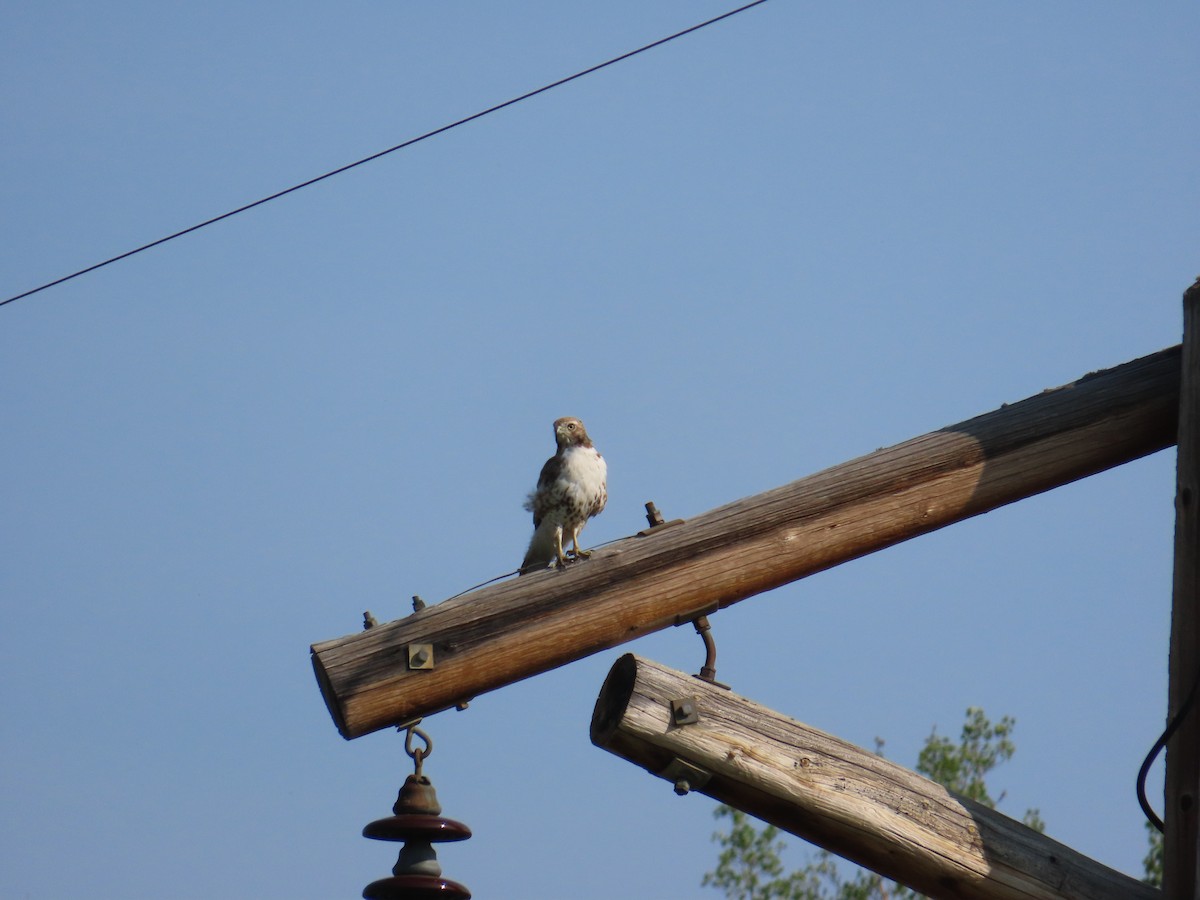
1138, 662, 1200, 832
2, 0, 770, 310
443, 532, 631, 600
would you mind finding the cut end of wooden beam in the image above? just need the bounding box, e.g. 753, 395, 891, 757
310, 648, 351, 739
590, 653, 638, 748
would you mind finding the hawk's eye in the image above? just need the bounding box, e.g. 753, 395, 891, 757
568, 423, 576, 430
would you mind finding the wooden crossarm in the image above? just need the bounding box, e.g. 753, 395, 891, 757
312, 346, 1179, 739
591, 654, 1158, 900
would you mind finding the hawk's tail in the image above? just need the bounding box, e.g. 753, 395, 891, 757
520, 520, 559, 574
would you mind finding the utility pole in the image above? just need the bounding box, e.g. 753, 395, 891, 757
1165, 279, 1200, 899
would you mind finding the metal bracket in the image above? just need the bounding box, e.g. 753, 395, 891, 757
695, 617, 718, 683
671, 612, 731, 689
659, 757, 711, 796
672, 601, 720, 627
406, 643, 435, 670
670, 696, 700, 727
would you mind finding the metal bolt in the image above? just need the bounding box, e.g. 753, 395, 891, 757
671, 698, 699, 726
407, 643, 435, 670
660, 758, 710, 796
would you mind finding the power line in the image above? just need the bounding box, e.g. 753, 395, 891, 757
2, 0, 770, 310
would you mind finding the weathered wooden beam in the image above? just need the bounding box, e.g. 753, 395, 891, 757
591, 654, 1157, 900
312, 347, 1180, 738
1165, 280, 1200, 900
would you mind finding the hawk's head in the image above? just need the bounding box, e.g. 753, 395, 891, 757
554, 416, 593, 450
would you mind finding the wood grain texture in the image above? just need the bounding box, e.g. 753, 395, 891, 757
312, 347, 1180, 738
1166, 282, 1200, 900
591, 654, 1158, 900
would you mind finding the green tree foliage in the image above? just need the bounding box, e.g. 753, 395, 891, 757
701, 806, 916, 900
915, 708, 1014, 806
703, 708, 1042, 899
1142, 821, 1163, 888
701, 807, 828, 900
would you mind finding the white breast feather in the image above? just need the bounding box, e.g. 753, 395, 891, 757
560, 446, 607, 508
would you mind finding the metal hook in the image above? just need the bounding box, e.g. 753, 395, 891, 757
402, 720, 433, 776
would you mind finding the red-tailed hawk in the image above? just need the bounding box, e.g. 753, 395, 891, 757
521, 417, 608, 573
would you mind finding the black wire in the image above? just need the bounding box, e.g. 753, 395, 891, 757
442, 530, 636, 600
1138, 662, 1200, 832
443, 570, 521, 602
1, 0, 770, 310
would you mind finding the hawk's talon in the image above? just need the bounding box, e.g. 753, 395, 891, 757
568, 524, 592, 560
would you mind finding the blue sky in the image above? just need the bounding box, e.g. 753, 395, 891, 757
2, 3, 1197, 897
